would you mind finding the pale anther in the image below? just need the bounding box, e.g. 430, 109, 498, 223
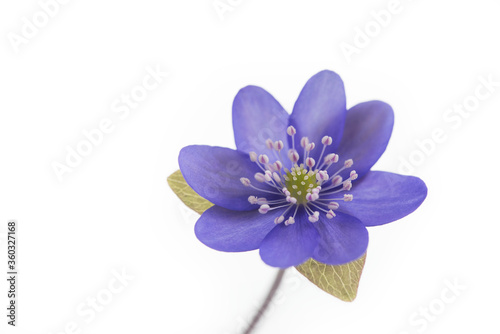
248, 196, 258, 204
265, 139, 274, 149
306, 142, 315, 152
259, 204, 270, 214
254, 173, 266, 182
240, 177, 251, 186
343, 180, 352, 191
274, 140, 284, 151
321, 136, 333, 146
326, 210, 336, 219
259, 154, 269, 164
328, 202, 340, 210
344, 159, 354, 168
324, 153, 339, 164
332, 175, 343, 186
306, 157, 316, 168
273, 172, 281, 183
344, 194, 353, 202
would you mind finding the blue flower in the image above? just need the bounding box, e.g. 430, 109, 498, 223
179, 70, 427, 268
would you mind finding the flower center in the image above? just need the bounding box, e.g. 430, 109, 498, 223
240, 126, 357, 226
284, 167, 318, 204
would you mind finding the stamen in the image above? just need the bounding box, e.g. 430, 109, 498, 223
273, 172, 282, 183
325, 158, 354, 182
274, 161, 283, 171
286, 126, 296, 136
306, 142, 315, 152
259, 170, 285, 192
308, 211, 319, 223
262, 198, 288, 205
309, 202, 330, 214
305, 192, 319, 202
259, 154, 269, 164
265, 203, 294, 212
306, 157, 315, 169
274, 140, 284, 151
344, 159, 354, 168
316, 170, 329, 182
326, 210, 336, 219
287, 126, 296, 153
319, 153, 339, 171
248, 196, 258, 204
254, 173, 266, 182
328, 202, 339, 210
240, 177, 251, 186
317, 187, 345, 196
332, 175, 343, 186
285, 205, 300, 225
324, 153, 339, 164
344, 194, 353, 202
265, 139, 274, 150
259, 204, 270, 214
249, 152, 258, 162
317, 137, 332, 166
304, 142, 315, 162
257, 198, 269, 205
321, 136, 333, 146
343, 180, 352, 191
288, 149, 299, 163
247, 184, 282, 195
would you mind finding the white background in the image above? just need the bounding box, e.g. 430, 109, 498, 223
1, 0, 500, 333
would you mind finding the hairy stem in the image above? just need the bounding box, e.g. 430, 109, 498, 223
243, 269, 286, 334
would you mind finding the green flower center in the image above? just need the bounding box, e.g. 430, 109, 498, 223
284, 166, 319, 204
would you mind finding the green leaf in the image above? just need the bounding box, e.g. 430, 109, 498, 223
167, 170, 214, 215
295, 254, 367, 302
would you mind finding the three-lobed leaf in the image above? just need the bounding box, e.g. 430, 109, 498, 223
167, 169, 366, 301
167, 170, 213, 215
295, 254, 366, 302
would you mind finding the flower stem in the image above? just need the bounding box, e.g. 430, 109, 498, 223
243, 269, 286, 334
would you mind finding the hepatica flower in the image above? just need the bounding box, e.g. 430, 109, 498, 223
179, 70, 427, 269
